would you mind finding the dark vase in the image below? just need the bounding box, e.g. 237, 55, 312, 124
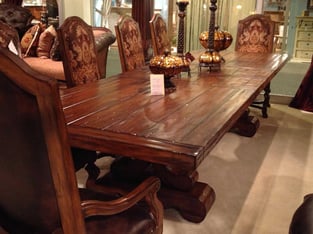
46, 0, 58, 18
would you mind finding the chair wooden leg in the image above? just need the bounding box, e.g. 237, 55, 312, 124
262, 83, 271, 118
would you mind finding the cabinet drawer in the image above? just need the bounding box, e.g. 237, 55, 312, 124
295, 50, 313, 59
296, 40, 313, 49
298, 20, 313, 30
297, 31, 313, 40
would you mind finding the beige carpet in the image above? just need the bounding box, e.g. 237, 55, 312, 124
162, 104, 313, 234
76, 104, 313, 234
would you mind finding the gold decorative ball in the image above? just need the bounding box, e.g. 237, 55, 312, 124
199, 51, 222, 64
199, 30, 233, 51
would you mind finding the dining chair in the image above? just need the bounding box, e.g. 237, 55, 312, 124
235, 14, 275, 118
149, 13, 171, 56
0, 21, 22, 57
0, 48, 163, 234
115, 15, 145, 72
58, 16, 115, 177
57, 16, 102, 88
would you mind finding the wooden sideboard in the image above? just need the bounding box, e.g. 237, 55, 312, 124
293, 16, 313, 61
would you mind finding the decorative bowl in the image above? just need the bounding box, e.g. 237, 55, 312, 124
149, 50, 187, 89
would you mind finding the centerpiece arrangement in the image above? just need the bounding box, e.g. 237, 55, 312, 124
149, 50, 185, 91
149, 0, 232, 93
149, 0, 191, 92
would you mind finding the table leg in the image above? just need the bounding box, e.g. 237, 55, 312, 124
231, 109, 260, 137
158, 181, 215, 223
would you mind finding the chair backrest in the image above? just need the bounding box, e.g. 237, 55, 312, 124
0, 20, 22, 57
115, 15, 145, 72
58, 16, 101, 88
0, 49, 86, 233
235, 14, 275, 53
149, 13, 171, 56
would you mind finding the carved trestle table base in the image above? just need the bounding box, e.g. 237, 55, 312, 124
92, 157, 214, 223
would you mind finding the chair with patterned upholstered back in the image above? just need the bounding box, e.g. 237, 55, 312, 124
235, 14, 275, 118
0, 20, 21, 57
0, 48, 163, 234
58, 16, 116, 178
149, 13, 171, 56
115, 15, 145, 72
58, 16, 101, 88
235, 14, 275, 53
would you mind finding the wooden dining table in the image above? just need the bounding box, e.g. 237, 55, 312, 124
60, 50, 288, 223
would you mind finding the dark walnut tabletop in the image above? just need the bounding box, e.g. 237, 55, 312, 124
61, 51, 288, 171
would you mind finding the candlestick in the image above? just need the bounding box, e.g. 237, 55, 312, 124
176, 1, 191, 77
199, 0, 222, 72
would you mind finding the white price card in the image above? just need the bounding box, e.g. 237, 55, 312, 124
150, 74, 165, 95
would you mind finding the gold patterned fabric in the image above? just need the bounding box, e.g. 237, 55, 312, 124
58, 16, 101, 87
150, 13, 171, 56
115, 15, 145, 72
235, 14, 275, 53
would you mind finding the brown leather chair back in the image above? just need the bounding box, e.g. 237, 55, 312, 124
0, 49, 86, 233
0, 49, 163, 234
149, 13, 171, 56
115, 15, 145, 72
235, 14, 275, 53
58, 16, 101, 87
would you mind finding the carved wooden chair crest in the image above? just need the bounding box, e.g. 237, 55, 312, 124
58, 16, 101, 87
115, 15, 145, 72
0, 48, 163, 234
149, 13, 171, 56
235, 14, 275, 53
0, 20, 21, 57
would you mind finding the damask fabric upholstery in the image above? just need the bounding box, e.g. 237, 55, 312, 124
37, 25, 57, 58
20, 24, 41, 57
289, 55, 313, 112
150, 13, 171, 56
115, 15, 145, 72
235, 14, 274, 53
58, 16, 101, 86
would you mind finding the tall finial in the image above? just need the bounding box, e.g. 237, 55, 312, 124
199, 0, 222, 72
176, 0, 191, 77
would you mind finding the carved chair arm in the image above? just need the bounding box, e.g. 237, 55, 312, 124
81, 176, 163, 234
81, 176, 161, 215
